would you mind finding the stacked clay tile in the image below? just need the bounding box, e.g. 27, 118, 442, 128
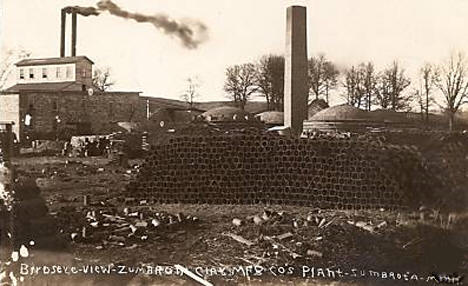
371, 131, 468, 210
126, 133, 438, 210
427, 133, 467, 185
420, 133, 468, 210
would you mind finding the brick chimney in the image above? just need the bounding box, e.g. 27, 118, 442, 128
284, 6, 308, 136
71, 12, 77, 57
60, 9, 78, 57
60, 9, 66, 57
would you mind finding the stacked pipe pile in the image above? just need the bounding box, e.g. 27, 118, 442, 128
437, 135, 468, 185
372, 131, 468, 210
127, 134, 436, 210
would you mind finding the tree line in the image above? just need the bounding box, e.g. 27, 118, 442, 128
224, 52, 468, 130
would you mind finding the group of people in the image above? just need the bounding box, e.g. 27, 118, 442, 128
62, 136, 111, 157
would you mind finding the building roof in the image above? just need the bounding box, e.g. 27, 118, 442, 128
1, 82, 140, 95
15, 56, 94, 67
194, 101, 268, 114
1, 82, 86, 93
310, 104, 370, 121
255, 111, 284, 125
309, 98, 329, 109
308, 98, 329, 119
201, 106, 253, 122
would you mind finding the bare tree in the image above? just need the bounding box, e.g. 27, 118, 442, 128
224, 63, 258, 110
414, 63, 437, 123
181, 77, 201, 108
375, 61, 411, 111
342, 62, 378, 110
361, 62, 378, 111
434, 52, 468, 130
255, 55, 284, 111
342, 65, 365, 108
0, 49, 31, 90
308, 54, 339, 103
413, 89, 434, 121
92, 67, 115, 91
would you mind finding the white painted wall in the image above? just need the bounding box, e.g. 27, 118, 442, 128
17, 63, 76, 84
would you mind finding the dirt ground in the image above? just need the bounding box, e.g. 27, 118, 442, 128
7, 156, 468, 286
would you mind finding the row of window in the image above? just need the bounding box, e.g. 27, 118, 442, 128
18, 66, 85, 80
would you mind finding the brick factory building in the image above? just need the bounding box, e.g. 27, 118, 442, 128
0, 55, 155, 144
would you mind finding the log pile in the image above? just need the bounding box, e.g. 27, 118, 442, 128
127, 133, 435, 210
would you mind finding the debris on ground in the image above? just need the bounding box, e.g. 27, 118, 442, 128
7, 156, 467, 285
54, 206, 200, 249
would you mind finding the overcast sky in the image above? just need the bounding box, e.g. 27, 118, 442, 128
1, 0, 468, 104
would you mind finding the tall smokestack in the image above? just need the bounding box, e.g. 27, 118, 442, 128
284, 6, 308, 137
60, 9, 66, 57
71, 12, 77, 56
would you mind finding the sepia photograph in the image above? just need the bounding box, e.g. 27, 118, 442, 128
0, 0, 467, 285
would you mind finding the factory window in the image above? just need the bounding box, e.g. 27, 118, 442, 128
19, 69, 24, 79
52, 100, 58, 111
56, 67, 62, 78
29, 68, 34, 79
66, 66, 72, 78
42, 68, 48, 79
82, 69, 87, 77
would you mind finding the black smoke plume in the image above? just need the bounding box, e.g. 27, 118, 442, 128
63, 0, 208, 49
63, 6, 99, 16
